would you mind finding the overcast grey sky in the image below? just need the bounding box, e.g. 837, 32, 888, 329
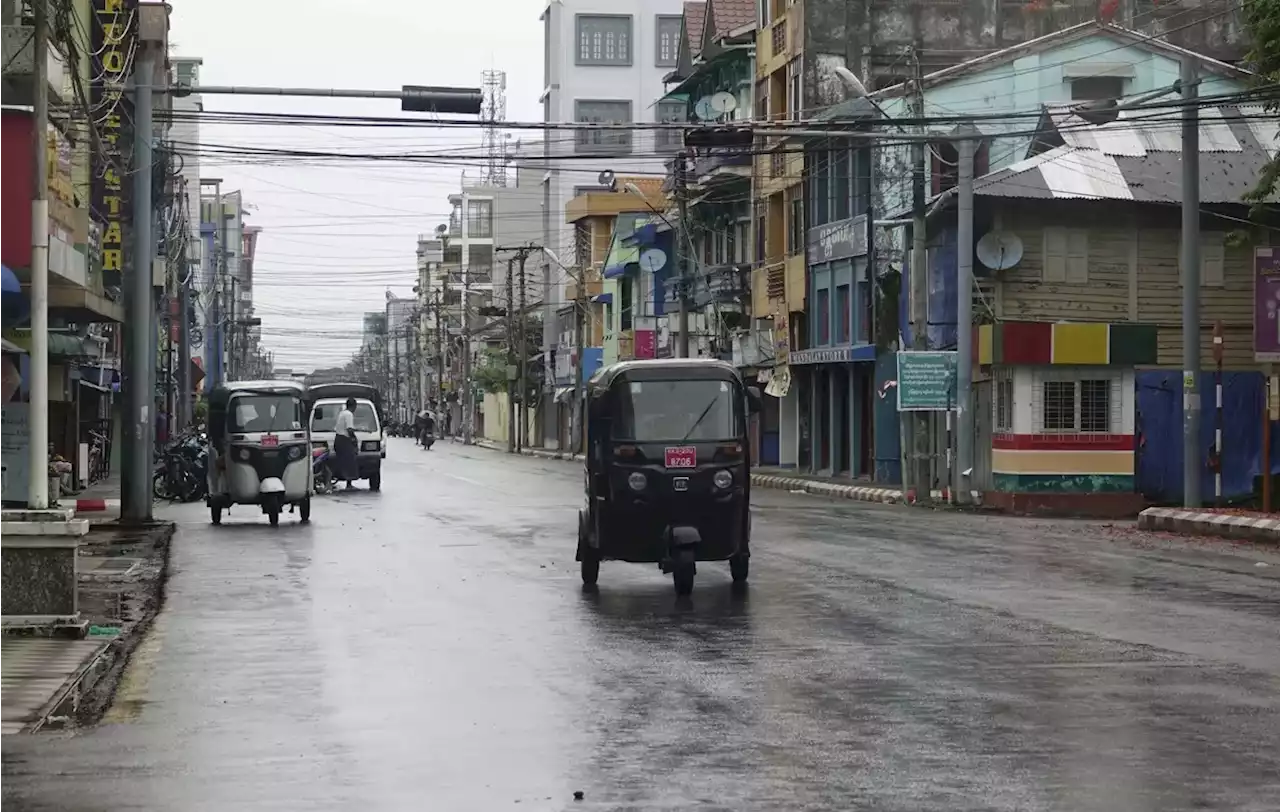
170, 0, 543, 371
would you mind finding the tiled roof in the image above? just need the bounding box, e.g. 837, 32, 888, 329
968, 105, 1279, 206
683, 1, 706, 51
709, 0, 755, 37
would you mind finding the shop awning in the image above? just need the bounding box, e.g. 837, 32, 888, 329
591, 293, 612, 304
554, 386, 575, 403
1, 337, 26, 354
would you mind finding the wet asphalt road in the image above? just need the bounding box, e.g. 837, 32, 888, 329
4, 439, 1280, 812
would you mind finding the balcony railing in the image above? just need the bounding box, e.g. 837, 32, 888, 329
691, 148, 752, 181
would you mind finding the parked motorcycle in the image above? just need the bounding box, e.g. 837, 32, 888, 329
153, 431, 209, 503
312, 446, 337, 495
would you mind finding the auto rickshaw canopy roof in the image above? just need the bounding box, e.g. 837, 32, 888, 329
586, 358, 743, 398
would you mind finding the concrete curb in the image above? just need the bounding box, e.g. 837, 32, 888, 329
751, 475, 903, 504
1138, 507, 1280, 544
475, 441, 903, 504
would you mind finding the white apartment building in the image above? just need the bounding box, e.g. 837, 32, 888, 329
538, 0, 685, 445
171, 57, 203, 358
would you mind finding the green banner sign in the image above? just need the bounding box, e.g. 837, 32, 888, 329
896, 351, 957, 412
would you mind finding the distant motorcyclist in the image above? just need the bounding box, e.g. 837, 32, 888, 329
415, 409, 436, 446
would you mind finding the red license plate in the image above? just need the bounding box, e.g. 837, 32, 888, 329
261, 435, 279, 447
664, 446, 696, 469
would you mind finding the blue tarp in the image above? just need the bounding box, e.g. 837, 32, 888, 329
1135, 370, 1280, 503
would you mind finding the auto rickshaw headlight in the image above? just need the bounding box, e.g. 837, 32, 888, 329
627, 472, 647, 492
712, 470, 733, 489
236, 447, 251, 462
286, 444, 304, 461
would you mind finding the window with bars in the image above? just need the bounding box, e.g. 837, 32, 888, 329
655, 101, 685, 151
755, 79, 770, 123
994, 373, 1014, 432
770, 148, 785, 178
576, 15, 632, 66
574, 100, 633, 153
656, 16, 682, 67
1035, 373, 1118, 434
772, 19, 787, 56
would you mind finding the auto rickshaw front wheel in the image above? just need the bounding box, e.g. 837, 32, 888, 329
580, 556, 599, 587
730, 555, 749, 584
299, 498, 311, 524
210, 504, 222, 525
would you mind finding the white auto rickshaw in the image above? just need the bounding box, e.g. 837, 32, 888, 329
206, 380, 313, 526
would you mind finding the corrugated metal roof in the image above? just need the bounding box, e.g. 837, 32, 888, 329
972, 105, 1278, 205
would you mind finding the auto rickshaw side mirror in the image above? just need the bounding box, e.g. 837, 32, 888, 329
746, 386, 763, 414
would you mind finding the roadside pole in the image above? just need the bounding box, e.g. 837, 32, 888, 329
122, 42, 157, 523
675, 151, 690, 358
954, 125, 977, 506
27, 0, 50, 509
517, 251, 528, 453
1181, 57, 1202, 508
505, 256, 516, 453
909, 56, 932, 503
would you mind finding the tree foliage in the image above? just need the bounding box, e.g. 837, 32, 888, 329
473, 347, 510, 394
1244, 0, 1280, 208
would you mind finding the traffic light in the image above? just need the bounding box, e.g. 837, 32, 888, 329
401, 86, 483, 115
683, 127, 754, 149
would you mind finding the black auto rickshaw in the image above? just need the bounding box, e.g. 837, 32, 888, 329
577, 359, 762, 595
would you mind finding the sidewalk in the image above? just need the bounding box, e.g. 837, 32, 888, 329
2, 521, 174, 734
58, 472, 121, 519
473, 440, 904, 505
1139, 507, 1280, 544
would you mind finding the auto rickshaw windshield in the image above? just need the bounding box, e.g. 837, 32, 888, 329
612, 379, 741, 443
311, 401, 378, 433
229, 394, 304, 433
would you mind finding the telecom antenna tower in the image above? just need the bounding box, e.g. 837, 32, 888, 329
480, 70, 508, 187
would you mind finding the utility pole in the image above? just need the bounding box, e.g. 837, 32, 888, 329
517, 250, 529, 453
434, 289, 444, 405
955, 125, 978, 507
177, 240, 192, 432
909, 48, 932, 503
573, 273, 587, 454
461, 192, 473, 444
27, 0, 50, 509
1181, 57, 1202, 508
122, 41, 158, 523
506, 256, 516, 453
675, 150, 691, 358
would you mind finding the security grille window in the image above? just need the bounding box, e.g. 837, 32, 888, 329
756, 79, 770, 123
1041, 380, 1077, 432
1079, 379, 1111, 433
575, 100, 633, 153
1036, 373, 1118, 434
655, 101, 686, 151
656, 16, 682, 67
994, 370, 1014, 432
577, 15, 632, 66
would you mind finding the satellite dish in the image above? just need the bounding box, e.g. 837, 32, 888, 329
976, 231, 1024, 271
694, 96, 716, 121
597, 169, 616, 190
709, 92, 737, 115
639, 248, 668, 273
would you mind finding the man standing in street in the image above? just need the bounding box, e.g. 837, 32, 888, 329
332, 397, 359, 490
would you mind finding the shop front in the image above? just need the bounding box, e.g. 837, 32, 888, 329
792, 215, 878, 478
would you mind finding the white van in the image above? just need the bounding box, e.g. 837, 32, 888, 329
308, 385, 385, 491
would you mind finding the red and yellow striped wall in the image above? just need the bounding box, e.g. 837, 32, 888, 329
975, 322, 1157, 366
992, 434, 1135, 493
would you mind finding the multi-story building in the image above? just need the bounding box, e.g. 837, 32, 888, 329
754, 1, 1252, 484
199, 189, 255, 385
385, 294, 417, 422
538, 0, 685, 448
